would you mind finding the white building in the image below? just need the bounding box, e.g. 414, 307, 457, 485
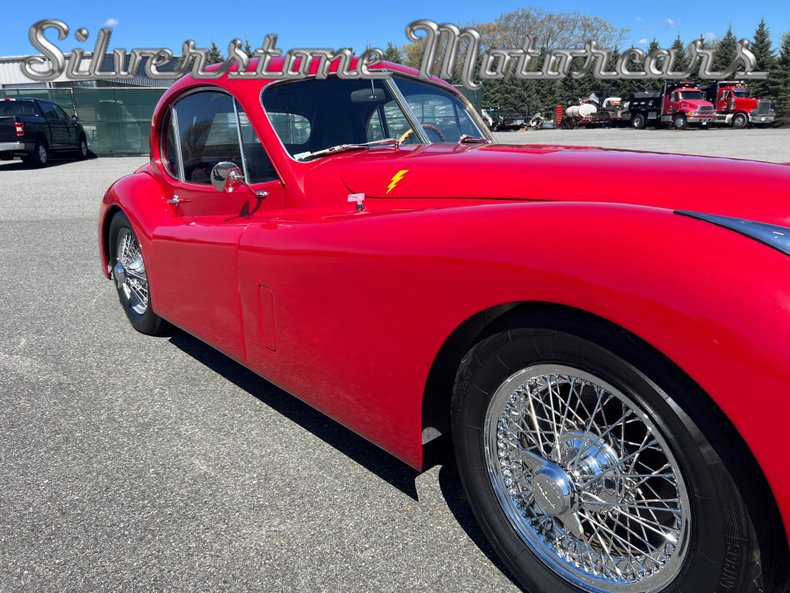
0, 54, 177, 89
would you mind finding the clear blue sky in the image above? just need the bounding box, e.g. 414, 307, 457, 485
1, 0, 787, 58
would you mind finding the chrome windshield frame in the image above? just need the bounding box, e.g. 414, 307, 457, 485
383, 75, 430, 144
388, 74, 495, 144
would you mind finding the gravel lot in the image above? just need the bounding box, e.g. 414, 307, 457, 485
1, 130, 788, 592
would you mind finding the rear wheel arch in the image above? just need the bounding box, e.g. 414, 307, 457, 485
101, 205, 124, 273
421, 301, 787, 565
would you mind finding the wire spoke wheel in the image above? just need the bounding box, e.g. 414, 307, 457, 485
114, 228, 149, 315
483, 364, 690, 593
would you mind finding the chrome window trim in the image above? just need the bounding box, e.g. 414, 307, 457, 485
169, 104, 185, 182
166, 86, 281, 188
232, 99, 251, 182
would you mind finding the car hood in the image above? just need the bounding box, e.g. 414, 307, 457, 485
340, 144, 790, 226
680, 100, 713, 108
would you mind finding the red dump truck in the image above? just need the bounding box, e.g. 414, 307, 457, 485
628, 81, 716, 129
699, 81, 776, 128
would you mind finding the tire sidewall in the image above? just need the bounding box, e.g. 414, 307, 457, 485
452, 326, 756, 593
108, 212, 161, 334
32, 138, 49, 167
732, 113, 748, 129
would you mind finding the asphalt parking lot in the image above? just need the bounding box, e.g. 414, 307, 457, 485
1, 129, 788, 592
494, 126, 790, 162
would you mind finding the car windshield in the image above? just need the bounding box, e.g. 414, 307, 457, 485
0, 100, 38, 116
733, 89, 749, 98
679, 91, 704, 100
261, 74, 490, 159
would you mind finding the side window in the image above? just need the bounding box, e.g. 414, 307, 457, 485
174, 91, 240, 184
367, 101, 412, 141
53, 105, 70, 121
41, 102, 60, 121
366, 110, 385, 141
172, 91, 277, 185
236, 102, 278, 184
160, 107, 181, 179
403, 93, 477, 140
268, 113, 311, 145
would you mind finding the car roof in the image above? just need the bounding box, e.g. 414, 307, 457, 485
2, 97, 45, 102
169, 57, 455, 95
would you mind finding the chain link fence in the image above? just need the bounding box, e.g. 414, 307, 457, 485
0, 87, 166, 155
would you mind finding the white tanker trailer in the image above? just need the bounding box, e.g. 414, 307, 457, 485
565, 103, 598, 118
561, 97, 631, 129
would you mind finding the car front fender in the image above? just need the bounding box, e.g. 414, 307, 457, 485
237, 200, 790, 540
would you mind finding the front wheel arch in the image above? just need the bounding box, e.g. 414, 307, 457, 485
421, 302, 786, 558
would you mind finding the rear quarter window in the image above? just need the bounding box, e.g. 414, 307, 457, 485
0, 101, 39, 116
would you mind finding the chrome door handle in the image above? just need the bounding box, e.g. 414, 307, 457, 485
167, 194, 191, 206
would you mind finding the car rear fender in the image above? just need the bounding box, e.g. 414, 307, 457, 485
98, 166, 169, 279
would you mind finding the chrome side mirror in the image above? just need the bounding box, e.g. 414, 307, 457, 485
211, 161, 245, 192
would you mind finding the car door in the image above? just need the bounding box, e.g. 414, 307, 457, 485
150, 89, 284, 362
40, 101, 68, 150
718, 90, 730, 113
51, 103, 77, 147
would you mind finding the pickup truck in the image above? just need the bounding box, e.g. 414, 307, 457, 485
0, 98, 88, 166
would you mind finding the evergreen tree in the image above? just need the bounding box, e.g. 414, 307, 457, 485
768, 33, 790, 124
669, 36, 690, 76
646, 38, 662, 74
381, 42, 404, 64
751, 20, 775, 99
712, 26, 738, 74
207, 41, 224, 64
243, 39, 254, 58
614, 47, 647, 98
601, 47, 621, 99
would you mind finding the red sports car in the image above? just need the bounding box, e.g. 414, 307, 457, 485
98, 59, 790, 593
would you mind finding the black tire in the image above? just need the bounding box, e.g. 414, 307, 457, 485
732, 112, 748, 129
672, 114, 687, 130
631, 113, 646, 129
451, 313, 783, 593
27, 137, 49, 167
108, 211, 167, 335
77, 134, 89, 159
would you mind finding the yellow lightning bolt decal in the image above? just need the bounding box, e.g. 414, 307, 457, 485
386, 169, 409, 194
